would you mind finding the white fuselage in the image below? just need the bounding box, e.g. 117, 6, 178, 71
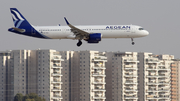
34, 25, 149, 39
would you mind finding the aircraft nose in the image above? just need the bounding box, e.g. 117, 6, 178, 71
143, 30, 149, 36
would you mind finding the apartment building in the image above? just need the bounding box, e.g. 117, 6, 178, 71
171, 59, 180, 101
138, 53, 174, 101
106, 52, 139, 101
0, 51, 11, 101
106, 52, 175, 101
71, 51, 107, 101
0, 49, 64, 101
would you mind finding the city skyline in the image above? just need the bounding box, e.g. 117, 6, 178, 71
0, 0, 180, 58
0, 49, 179, 101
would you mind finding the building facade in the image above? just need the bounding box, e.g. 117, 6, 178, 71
70, 51, 107, 101
1, 50, 180, 101
0, 50, 64, 101
171, 60, 180, 101
106, 52, 176, 101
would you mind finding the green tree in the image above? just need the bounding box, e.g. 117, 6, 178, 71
14, 93, 24, 101
14, 93, 45, 101
25, 99, 35, 101
23, 93, 45, 101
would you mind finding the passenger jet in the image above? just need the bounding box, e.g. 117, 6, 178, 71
8, 8, 149, 46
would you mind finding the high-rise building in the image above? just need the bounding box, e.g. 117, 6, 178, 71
106, 52, 139, 101
0, 49, 64, 101
70, 51, 107, 101
106, 52, 175, 101
171, 59, 180, 101
138, 53, 174, 101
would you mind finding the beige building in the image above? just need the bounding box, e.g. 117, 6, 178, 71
138, 53, 174, 101
106, 52, 175, 101
70, 51, 107, 101
171, 59, 180, 101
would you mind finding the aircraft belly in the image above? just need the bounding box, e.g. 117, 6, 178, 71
44, 33, 68, 39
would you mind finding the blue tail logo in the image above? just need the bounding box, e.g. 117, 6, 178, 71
8, 8, 50, 39
10, 8, 30, 29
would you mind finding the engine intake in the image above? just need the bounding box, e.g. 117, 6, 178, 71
87, 33, 101, 43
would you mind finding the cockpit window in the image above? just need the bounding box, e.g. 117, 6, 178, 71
139, 28, 144, 30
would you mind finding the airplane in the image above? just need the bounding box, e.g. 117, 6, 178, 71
8, 8, 149, 47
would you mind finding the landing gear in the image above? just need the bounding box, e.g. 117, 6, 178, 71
77, 40, 82, 47
131, 38, 135, 45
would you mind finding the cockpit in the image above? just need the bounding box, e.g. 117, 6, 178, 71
139, 28, 144, 30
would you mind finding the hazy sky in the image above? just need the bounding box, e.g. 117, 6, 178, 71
0, 0, 180, 58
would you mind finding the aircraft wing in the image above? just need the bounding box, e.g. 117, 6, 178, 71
64, 17, 89, 40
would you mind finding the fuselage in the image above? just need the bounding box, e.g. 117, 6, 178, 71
8, 8, 149, 46
33, 25, 149, 39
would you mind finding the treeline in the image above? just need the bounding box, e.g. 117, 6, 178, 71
14, 93, 45, 101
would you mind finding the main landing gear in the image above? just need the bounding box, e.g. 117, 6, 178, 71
77, 40, 82, 47
131, 38, 135, 45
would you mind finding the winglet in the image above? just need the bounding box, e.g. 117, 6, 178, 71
64, 17, 70, 25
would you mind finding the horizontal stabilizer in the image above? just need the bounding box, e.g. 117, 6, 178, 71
12, 27, 25, 33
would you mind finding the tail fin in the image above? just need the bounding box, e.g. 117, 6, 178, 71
9, 8, 49, 39
10, 8, 31, 28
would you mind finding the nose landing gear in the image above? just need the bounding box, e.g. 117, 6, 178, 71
131, 38, 135, 45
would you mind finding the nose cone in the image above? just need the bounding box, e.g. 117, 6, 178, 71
144, 30, 149, 36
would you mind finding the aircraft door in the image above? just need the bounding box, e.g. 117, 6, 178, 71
131, 27, 135, 33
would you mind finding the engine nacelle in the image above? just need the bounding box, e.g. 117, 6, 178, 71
87, 33, 101, 43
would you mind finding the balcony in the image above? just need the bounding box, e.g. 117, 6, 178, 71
158, 82, 170, 85
147, 82, 158, 85
52, 56, 64, 61
93, 66, 106, 69
52, 65, 63, 69
146, 68, 157, 70
147, 96, 158, 99
92, 57, 107, 62
51, 81, 63, 84
92, 73, 106, 77
124, 59, 139, 63
124, 82, 137, 85
124, 74, 137, 78
124, 89, 137, 92
52, 96, 63, 100
93, 81, 106, 84
93, 96, 106, 99
124, 97, 138, 99
92, 89, 106, 92
52, 73, 63, 76
158, 67, 170, 70
158, 89, 169, 92
52, 89, 63, 92
54, 69, 61, 73
147, 89, 157, 92
146, 59, 159, 64
54, 84, 61, 88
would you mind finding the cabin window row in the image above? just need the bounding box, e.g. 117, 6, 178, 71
39, 29, 61, 31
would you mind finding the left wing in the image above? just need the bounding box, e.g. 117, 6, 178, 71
64, 17, 89, 40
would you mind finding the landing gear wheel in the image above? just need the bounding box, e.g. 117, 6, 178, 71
77, 40, 82, 47
132, 42, 135, 45
131, 38, 135, 45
